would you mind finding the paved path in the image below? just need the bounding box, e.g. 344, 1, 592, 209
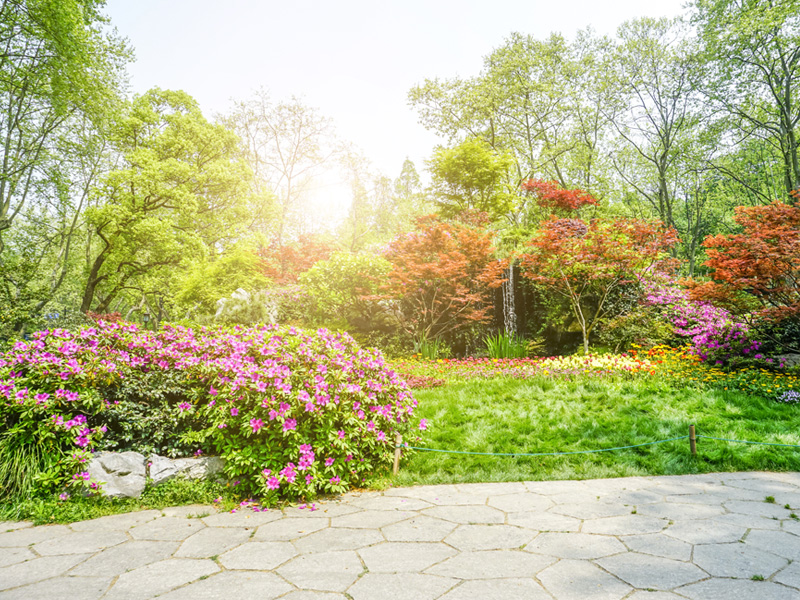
1, 472, 799, 599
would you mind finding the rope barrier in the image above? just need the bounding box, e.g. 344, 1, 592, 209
696, 435, 800, 449
390, 426, 800, 475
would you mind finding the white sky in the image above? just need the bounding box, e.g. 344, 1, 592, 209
104, 0, 687, 220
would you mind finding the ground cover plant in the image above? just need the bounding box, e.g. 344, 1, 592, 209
0, 321, 423, 510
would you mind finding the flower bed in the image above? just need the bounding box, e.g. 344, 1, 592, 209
391, 353, 657, 387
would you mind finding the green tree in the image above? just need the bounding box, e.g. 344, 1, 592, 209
0, 0, 127, 254
691, 0, 800, 198
81, 89, 252, 314
427, 138, 517, 221
299, 251, 390, 330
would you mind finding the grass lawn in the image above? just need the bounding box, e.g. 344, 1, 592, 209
393, 375, 800, 486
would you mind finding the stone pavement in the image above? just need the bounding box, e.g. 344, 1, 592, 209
1, 472, 800, 599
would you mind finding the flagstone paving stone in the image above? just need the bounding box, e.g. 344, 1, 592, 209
619, 533, 692, 561
70, 540, 180, 576
173, 525, 252, 558
252, 517, 328, 541
31, 529, 128, 555
358, 541, 457, 572
128, 516, 206, 541
596, 552, 706, 590
443, 524, 534, 551
675, 578, 800, 600
276, 550, 363, 592
156, 571, 293, 600
0, 575, 113, 600
381, 515, 458, 542
291, 526, 383, 552
692, 541, 788, 578
425, 550, 555, 579
219, 540, 297, 570
102, 557, 220, 600
537, 558, 632, 600
347, 573, 458, 600
438, 577, 551, 600
1, 471, 799, 599
524, 531, 627, 559
68, 509, 162, 531
0, 546, 35, 568
0, 553, 92, 591
0, 524, 71, 547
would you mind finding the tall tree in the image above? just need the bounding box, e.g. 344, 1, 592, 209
410, 31, 617, 225
691, 0, 800, 198
223, 90, 339, 278
81, 89, 251, 314
0, 0, 127, 255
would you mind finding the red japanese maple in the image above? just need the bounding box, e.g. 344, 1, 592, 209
698, 199, 800, 322
377, 215, 505, 343
520, 217, 679, 353
521, 179, 599, 212
259, 234, 335, 284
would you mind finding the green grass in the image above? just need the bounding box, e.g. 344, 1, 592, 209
0, 478, 241, 525
394, 376, 800, 486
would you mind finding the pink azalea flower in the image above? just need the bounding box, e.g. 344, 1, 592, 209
325, 457, 334, 467
283, 418, 297, 432
230, 407, 239, 416
419, 419, 428, 431
329, 476, 341, 485
250, 418, 264, 432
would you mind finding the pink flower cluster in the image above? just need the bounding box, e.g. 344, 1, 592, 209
643, 278, 758, 364
1, 320, 424, 500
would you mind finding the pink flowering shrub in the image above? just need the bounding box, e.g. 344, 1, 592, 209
0, 322, 423, 501
643, 279, 760, 365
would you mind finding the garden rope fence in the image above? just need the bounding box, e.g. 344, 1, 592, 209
391, 427, 800, 475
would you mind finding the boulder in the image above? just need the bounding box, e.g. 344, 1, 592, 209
148, 455, 226, 486
87, 451, 147, 498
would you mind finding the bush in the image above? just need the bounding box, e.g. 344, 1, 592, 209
0, 322, 424, 502
643, 278, 760, 365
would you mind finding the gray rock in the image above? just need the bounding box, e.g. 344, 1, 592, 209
87, 451, 146, 498
148, 454, 225, 485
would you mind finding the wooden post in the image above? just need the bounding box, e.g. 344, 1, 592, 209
393, 432, 403, 476
689, 425, 697, 456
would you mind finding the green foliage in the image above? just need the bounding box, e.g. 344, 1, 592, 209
416, 337, 451, 360
0, 478, 238, 525
485, 332, 528, 358
176, 245, 269, 317
596, 306, 675, 352
427, 138, 517, 220
396, 376, 800, 486
82, 88, 252, 313
300, 251, 390, 331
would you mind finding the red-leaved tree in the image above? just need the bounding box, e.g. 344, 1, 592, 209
377, 215, 505, 344
697, 199, 800, 324
521, 179, 599, 212
520, 217, 679, 353
259, 234, 335, 284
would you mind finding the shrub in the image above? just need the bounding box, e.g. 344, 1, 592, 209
0, 322, 424, 502
643, 278, 759, 365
